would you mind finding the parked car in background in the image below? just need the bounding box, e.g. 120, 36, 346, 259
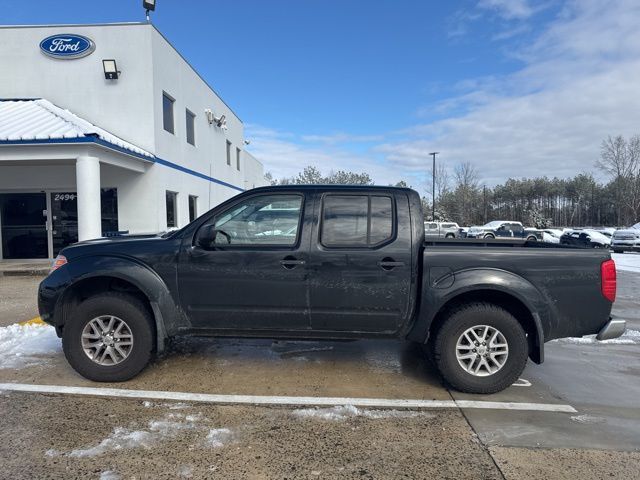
611, 222, 640, 253
541, 229, 564, 244
466, 221, 541, 241
424, 221, 460, 238
560, 229, 611, 249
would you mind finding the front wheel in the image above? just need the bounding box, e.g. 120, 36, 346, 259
433, 302, 528, 394
445, 233, 455, 239
62, 292, 154, 382
483, 234, 495, 240
526, 236, 537, 242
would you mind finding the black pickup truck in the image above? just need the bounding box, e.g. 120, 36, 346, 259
38, 186, 625, 393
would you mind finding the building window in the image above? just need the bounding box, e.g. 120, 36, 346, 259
188, 195, 198, 222
166, 191, 178, 228
186, 109, 196, 146
163, 92, 175, 134
226, 140, 232, 166
236, 147, 241, 170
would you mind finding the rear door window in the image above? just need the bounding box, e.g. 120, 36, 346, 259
321, 194, 395, 248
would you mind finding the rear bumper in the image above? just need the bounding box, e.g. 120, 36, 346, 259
596, 317, 626, 341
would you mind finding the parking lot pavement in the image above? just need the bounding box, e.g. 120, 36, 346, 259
0, 275, 41, 327
0, 269, 639, 478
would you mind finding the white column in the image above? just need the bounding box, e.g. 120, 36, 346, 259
76, 156, 102, 241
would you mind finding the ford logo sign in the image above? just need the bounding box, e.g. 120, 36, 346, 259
39, 34, 95, 59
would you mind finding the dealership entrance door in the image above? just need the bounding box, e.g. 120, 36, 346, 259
0, 190, 118, 260
0, 193, 48, 259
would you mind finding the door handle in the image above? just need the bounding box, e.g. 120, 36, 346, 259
378, 258, 405, 271
280, 256, 306, 269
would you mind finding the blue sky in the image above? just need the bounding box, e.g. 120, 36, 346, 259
3, 0, 640, 193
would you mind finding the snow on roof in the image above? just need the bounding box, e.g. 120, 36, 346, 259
0, 99, 153, 158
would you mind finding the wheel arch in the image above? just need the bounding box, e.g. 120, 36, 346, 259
54, 257, 184, 353
409, 268, 549, 364
428, 289, 544, 363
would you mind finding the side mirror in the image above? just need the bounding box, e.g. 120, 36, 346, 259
195, 225, 217, 249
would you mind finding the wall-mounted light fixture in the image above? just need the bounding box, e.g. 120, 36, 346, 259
143, 0, 156, 21
102, 59, 120, 80
204, 109, 228, 129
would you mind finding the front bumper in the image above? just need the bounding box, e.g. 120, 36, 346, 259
596, 317, 626, 341
611, 242, 640, 252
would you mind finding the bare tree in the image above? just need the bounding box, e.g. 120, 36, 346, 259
596, 135, 640, 224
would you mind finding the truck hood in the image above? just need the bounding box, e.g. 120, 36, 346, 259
59, 233, 170, 261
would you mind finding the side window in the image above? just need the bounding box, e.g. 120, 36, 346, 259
206, 194, 302, 246
370, 196, 393, 244
321, 194, 394, 248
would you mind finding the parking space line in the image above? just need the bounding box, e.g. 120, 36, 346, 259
0, 383, 577, 413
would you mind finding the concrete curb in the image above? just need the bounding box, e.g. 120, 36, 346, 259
0, 269, 49, 277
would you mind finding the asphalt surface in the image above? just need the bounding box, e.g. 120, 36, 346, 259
0, 262, 639, 479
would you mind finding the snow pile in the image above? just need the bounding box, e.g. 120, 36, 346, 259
100, 472, 120, 480
205, 428, 236, 448
552, 329, 640, 345
292, 404, 431, 421
67, 413, 200, 458
612, 253, 640, 273
0, 324, 60, 369
49, 412, 235, 457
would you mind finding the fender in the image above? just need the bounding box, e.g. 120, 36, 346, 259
56, 255, 187, 353
408, 267, 556, 363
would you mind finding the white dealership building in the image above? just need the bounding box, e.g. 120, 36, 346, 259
0, 22, 266, 260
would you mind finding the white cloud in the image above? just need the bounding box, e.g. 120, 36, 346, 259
381, 0, 640, 186
249, 0, 640, 190
477, 0, 537, 20
244, 124, 416, 187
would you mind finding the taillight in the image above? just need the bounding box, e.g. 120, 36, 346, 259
50, 255, 67, 273
601, 259, 616, 302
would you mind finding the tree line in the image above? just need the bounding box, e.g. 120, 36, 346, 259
265, 135, 640, 228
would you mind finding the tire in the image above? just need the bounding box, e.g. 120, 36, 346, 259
526, 236, 537, 242
433, 302, 528, 394
445, 233, 455, 239
483, 234, 495, 239
62, 292, 154, 382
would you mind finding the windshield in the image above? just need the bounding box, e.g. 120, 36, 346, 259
481, 221, 504, 228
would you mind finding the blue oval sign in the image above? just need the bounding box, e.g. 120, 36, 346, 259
39, 34, 95, 59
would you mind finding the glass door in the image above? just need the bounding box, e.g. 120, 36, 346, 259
0, 193, 48, 259
50, 192, 79, 256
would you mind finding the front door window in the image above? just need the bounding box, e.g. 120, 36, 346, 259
51, 192, 78, 256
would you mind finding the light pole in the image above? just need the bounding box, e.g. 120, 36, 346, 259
429, 152, 439, 221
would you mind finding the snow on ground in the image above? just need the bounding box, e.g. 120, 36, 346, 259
47, 413, 235, 458
552, 329, 640, 345
612, 253, 640, 273
205, 428, 236, 448
292, 404, 433, 421
0, 324, 60, 369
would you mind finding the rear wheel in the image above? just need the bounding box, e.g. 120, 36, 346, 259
526, 235, 537, 242
433, 302, 528, 394
62, 292, 154, 382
